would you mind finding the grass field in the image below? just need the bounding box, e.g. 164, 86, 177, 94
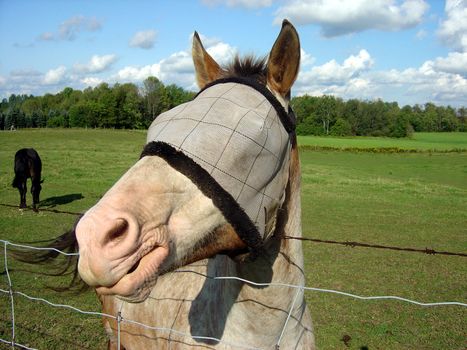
298, 132, 467, 152
0, 129, 466, 349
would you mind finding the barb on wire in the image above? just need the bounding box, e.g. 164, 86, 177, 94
284, 236, 467, 257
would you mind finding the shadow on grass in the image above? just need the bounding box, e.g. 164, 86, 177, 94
0, 203, 82, 216
39, 193, 84, 208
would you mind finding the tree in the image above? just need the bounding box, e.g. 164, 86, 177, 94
165, 84, 194, 109
422, 103, 438, 131
114, 83, 143, 129
291, 95, 323, 135
390, 107, 413, 138
142, 76, 167, 124
95, 83, 117, 128
69, 102, 89, 127
330, 118, 352, 136
316, 95, 339, 135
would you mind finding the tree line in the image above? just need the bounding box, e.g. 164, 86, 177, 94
0, 77, 195, 130
292, 95, 466, 137
1, 78, 465, 137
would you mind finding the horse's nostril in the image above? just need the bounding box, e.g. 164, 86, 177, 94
106, 219, 129, 244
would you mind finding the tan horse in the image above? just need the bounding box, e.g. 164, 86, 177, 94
21, 20, 315, 349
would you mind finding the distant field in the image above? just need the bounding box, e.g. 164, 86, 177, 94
0, 129, 466, 349
298, 132, 467, 151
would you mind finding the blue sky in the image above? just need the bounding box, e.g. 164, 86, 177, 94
0, 0, 466, 106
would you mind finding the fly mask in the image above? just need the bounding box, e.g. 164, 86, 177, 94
141, 77, 296, 258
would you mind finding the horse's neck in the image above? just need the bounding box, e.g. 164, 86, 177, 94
202, 144, 310, 347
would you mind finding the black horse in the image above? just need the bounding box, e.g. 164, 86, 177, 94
12, 148, 43, 211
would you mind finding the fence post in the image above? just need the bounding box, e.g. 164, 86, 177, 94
3, 242, 16, 349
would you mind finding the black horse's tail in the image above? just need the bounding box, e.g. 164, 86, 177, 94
11, 175, 21, 189
8, 215, 88, 292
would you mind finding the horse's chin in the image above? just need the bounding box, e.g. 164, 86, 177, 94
95, 245, 169, 303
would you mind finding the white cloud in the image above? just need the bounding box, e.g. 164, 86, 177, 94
437, 0, 467, 52
43, 66, 67, 85
114, 63, 161, 82
113, 50, 193, 88
201, 0, 272, 8
416, 29, 427, 40
207, 42, 237, 65
294, 48, 467, 106
129, 30, 157, 49
300, 48, 315, 67
297, 49, 373, 86
81, 77, 103, 87
2, 35, 466, 107
38, 15, 102, 42
114, 36, 236, 89
295, 49, 375, 99
372, 62, 467, 104
192, 33, 237, 64
275, 0, 429, 37
433, 52, 467, 76
38, 32, 54, 41
59, 15, 102, 40
74, 54, 118, 74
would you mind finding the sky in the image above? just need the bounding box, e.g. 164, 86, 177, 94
0, 0, 466, 107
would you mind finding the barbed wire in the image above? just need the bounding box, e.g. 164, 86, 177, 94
2, 202, 465, 258
284, 236, 467, 257
1, 239, 466, 349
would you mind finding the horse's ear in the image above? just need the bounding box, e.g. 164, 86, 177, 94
266, 19, 300, 97
192, 31, 224, 89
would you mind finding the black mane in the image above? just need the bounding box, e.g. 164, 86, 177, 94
222, 55, 267, 84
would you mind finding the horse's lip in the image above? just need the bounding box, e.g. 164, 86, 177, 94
95, 245, 169, 301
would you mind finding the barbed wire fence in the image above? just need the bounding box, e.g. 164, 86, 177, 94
1, 239, 466, 350
2, 203, 466, 258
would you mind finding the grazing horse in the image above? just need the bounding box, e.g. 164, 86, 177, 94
17, 20, 315, 349
12, 148, 42, 211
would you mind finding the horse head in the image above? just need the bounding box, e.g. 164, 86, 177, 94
75, 20, 301, 303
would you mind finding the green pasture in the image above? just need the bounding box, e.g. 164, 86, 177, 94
0, 129, 466, 349
298, 132, 467, 152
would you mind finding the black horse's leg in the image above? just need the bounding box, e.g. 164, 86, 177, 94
19, 179, 27, 209
31, 178, 40, 212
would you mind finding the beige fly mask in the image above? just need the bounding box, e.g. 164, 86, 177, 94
142, 77, 296, 258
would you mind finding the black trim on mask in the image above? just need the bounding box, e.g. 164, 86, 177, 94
195, 77, 296, 134
141, 141, 263, 260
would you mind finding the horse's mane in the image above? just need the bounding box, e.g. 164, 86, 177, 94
9, 216, 87, 292
222, 55, 267, 84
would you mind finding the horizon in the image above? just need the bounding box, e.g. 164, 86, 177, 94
0, 0, 466, 107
